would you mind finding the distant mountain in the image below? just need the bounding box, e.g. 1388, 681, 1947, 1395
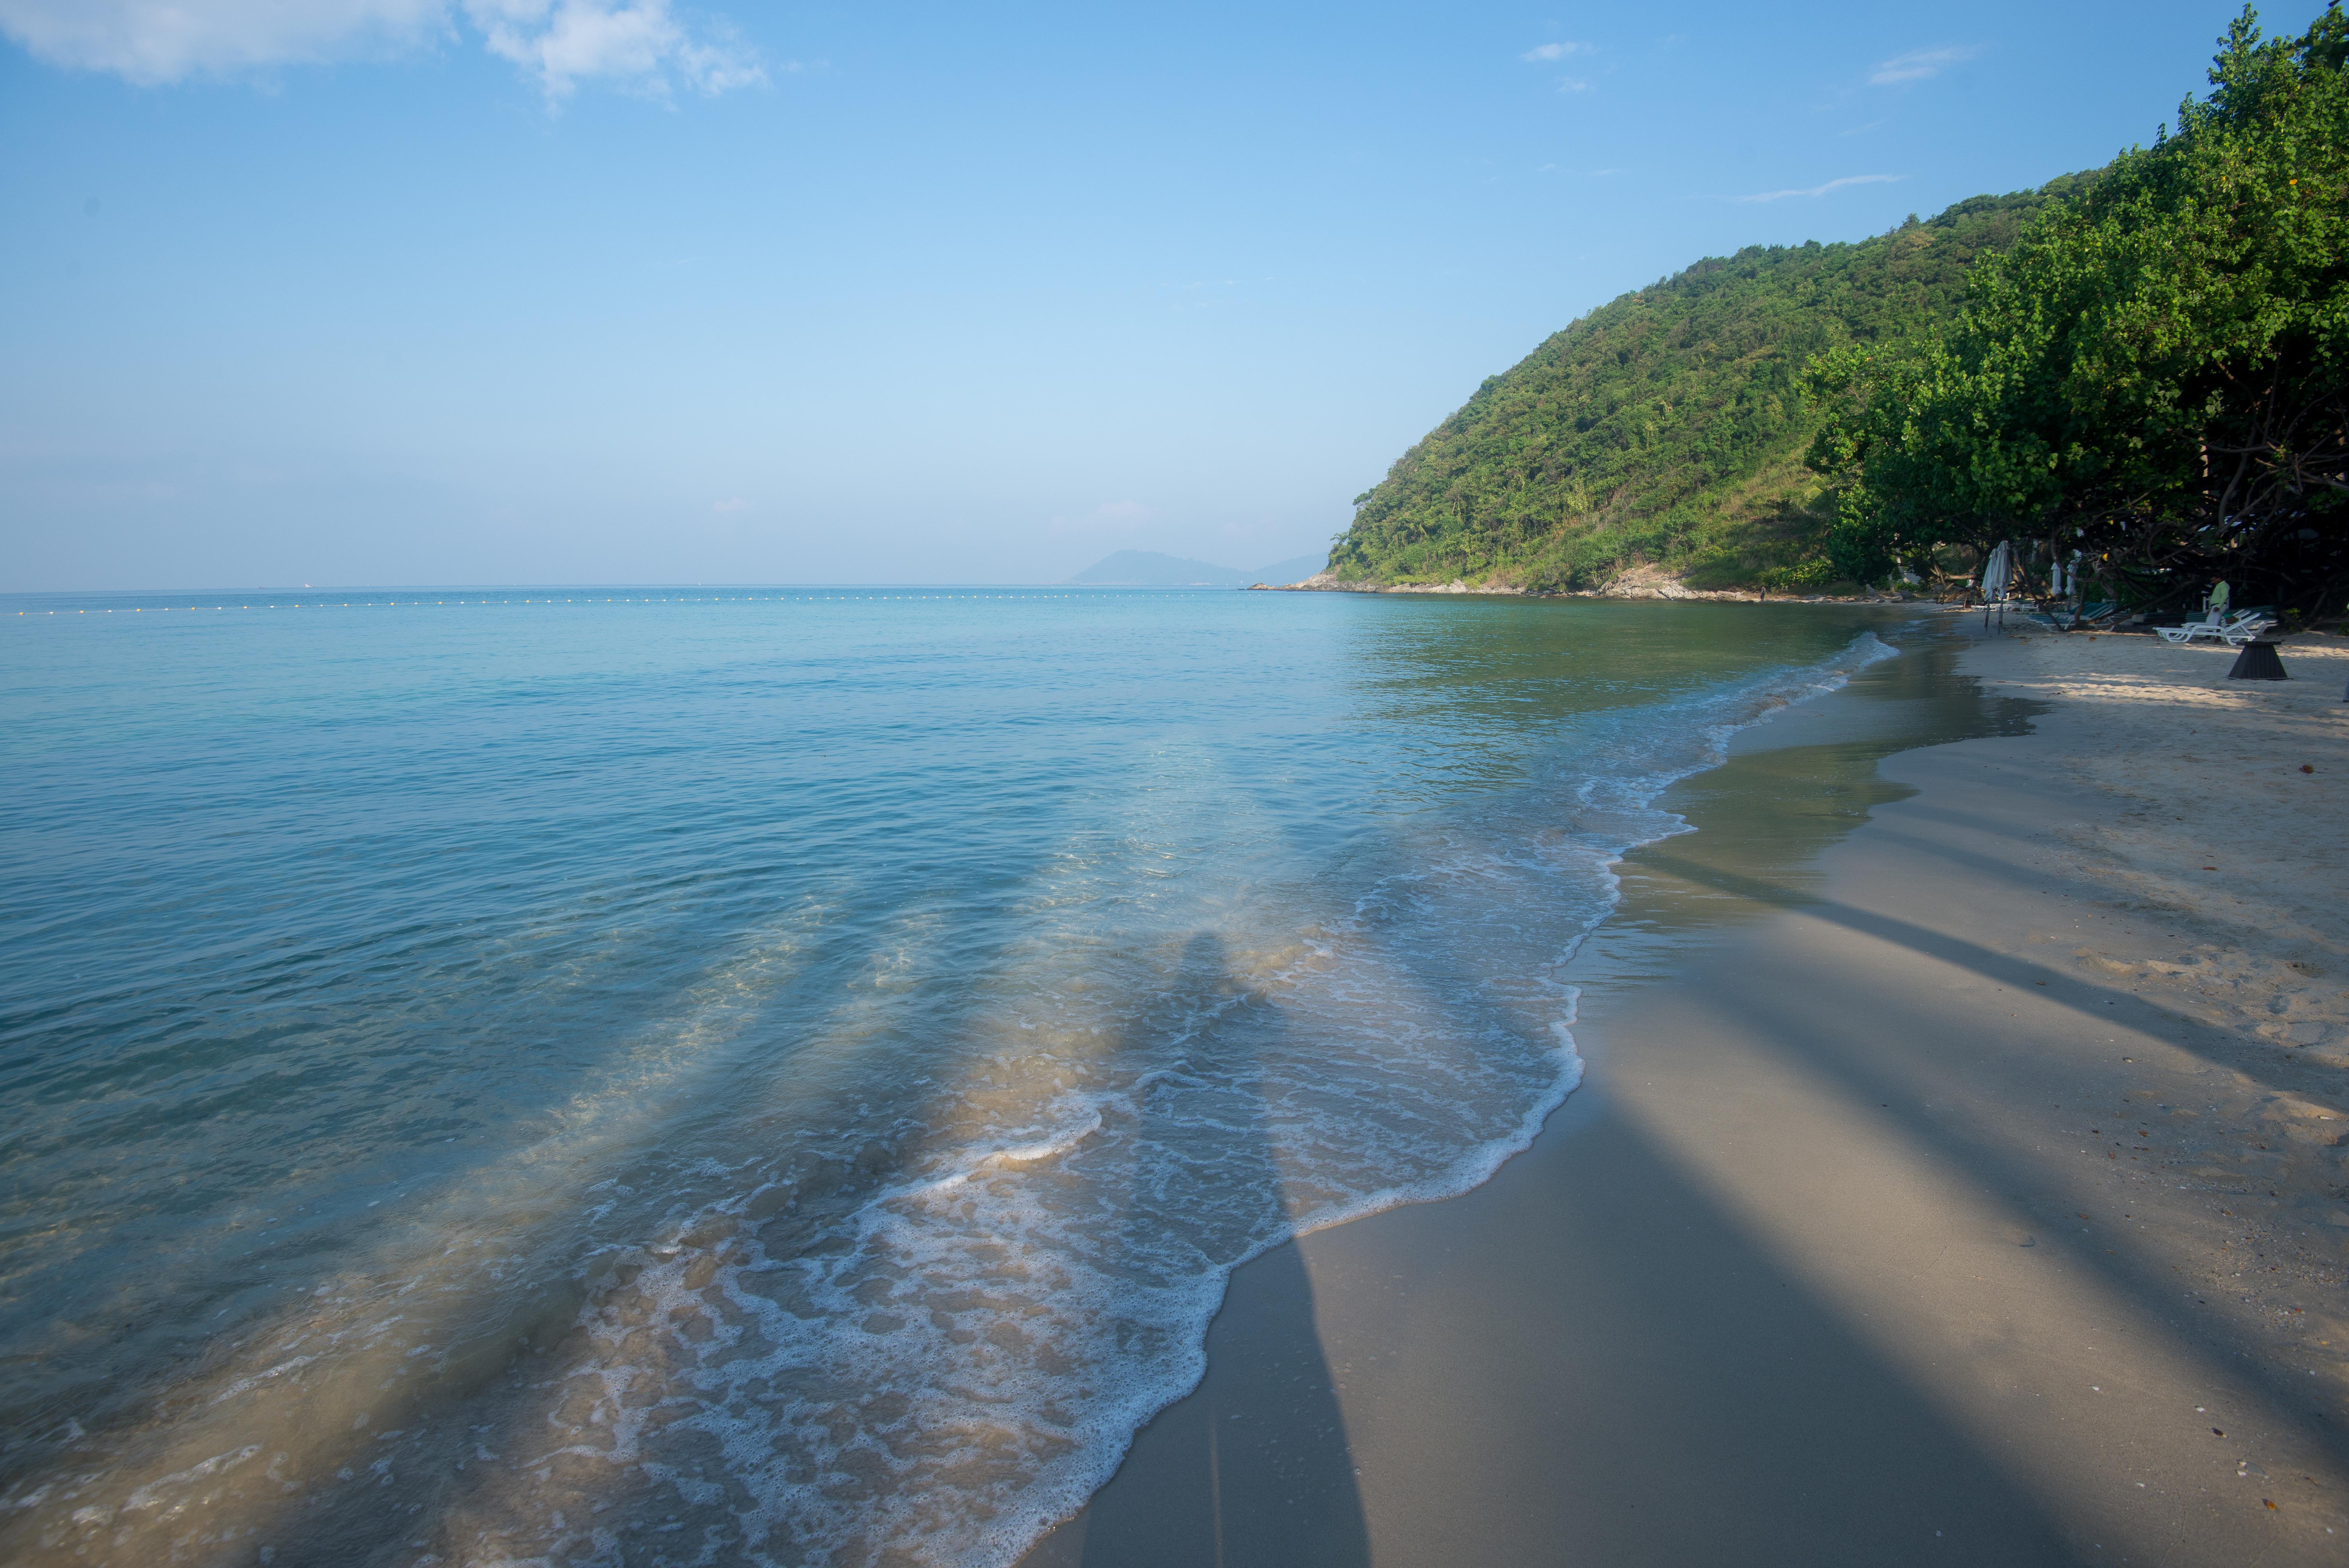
1065, 549, 1330, 587
1067, 551, 1249, 585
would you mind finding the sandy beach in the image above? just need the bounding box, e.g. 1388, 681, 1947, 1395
1023, 621, 2349, 1566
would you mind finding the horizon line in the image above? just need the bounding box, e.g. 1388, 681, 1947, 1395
0, 582, 1295, 596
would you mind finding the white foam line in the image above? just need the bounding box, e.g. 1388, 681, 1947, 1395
900, 1109, 1109, 1199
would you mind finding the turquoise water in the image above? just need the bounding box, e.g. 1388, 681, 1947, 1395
1, 588, 1896, 1566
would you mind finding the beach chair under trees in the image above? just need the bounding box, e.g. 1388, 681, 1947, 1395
2154, 608, 2276, 645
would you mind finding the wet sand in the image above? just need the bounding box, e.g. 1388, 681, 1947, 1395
1023, 624, 2349, 1566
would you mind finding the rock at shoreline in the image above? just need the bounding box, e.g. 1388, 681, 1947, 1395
1261, 563, 1906, 604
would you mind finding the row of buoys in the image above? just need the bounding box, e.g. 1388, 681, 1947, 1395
16, 593, 1091, 615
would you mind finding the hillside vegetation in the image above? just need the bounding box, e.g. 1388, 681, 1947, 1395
1326, 178, 2093, 592
1807, 5, 2349, 616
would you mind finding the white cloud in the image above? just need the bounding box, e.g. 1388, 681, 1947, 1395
0, 0, 766, 97
1868, 45, 1977, 86
0, 0, 444, 82
1520, 41, 1590, 62
464, 0, 763, 99
1736, 173, 1905, 202
712, 496, 748, 513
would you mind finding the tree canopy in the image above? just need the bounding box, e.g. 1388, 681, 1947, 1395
1804, 4, 2349, 612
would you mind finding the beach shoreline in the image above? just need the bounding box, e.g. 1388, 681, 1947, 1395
1258, 564, 1912, 602
1022, 624, 2349, 1566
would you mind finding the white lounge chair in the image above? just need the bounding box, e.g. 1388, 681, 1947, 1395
2155, 608, 2270, 645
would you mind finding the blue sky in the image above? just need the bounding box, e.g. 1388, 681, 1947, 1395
0, 1, 2326, 588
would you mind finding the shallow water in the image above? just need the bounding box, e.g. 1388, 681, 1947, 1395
2, 588, 1903, 1566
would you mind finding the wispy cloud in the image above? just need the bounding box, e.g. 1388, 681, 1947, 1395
468, 0, 766, 99
1520, 41, 1590, 62
712, 496, 749, 513
1868, 45, 1977, 86
0, 0, 770, 98
1735, 173, 1906, 202
0, 0, 440, 82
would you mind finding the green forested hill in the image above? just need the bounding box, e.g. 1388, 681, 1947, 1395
1328, 177, 2094, 591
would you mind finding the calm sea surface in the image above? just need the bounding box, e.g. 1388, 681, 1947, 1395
2, 588, 1897, 1566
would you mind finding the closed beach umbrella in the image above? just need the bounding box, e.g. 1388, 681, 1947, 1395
1980, 540, 2013, 601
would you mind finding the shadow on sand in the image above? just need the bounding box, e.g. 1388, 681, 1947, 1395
1048, 932, 1374, 1568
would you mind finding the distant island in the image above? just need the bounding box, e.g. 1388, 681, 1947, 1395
1066, 549, 1328, 587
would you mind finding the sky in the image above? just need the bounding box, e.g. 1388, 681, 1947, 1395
0, 0, 2329, 589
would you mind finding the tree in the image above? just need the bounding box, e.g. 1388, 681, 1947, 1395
1805, 4, 2349, 611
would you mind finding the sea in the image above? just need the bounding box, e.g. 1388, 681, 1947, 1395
0, 587, 1902, 1567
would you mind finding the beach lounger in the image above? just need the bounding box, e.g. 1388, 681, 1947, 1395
2067, 601, 2121, 628
2155, 609, 2266, 645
